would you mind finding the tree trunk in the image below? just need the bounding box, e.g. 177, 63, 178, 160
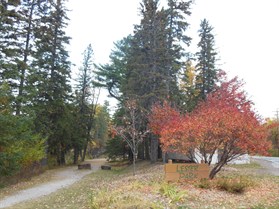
128, 149, 133, 162
138, 143, 144, 160
81, 141, 88, 162
150, 135, 158, 163
209, 161, 226, 179
144, 138, 150, 160
60, 150, 66, 165
133, 152, 136, 176
16, 0, 36, 115
162, 152, 167, 163
158, 146, 162, 159
73, 147, 79, 164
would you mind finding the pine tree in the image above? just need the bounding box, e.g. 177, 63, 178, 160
0, 0, 47, 114
124, 0, 192, 162
124, 0, 167, 103
195, 19, 218, 100
32, 0, 72, 165
123, 0, 166, 163
96, 0, 192, 163
96, 35, 132, 101
75, 44, 100, 162
0, 0, 22, 97
165, 0, 192, 100
125, 0, 192, 112
15, 0, 39, 115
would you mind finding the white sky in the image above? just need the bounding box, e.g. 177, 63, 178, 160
66, 0, 279, 119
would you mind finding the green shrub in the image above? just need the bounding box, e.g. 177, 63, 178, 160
105, 136, 129, 161
0, 84, 46, 176
0, 114, 45, 176
216, 176, 253, 193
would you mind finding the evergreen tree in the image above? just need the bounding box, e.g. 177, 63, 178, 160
124, 0, 167, 104
74, 44, 100, 162
165, 0, 192, 101
124, 0, 192, 162
105, 136, 128, 161
96, 0, 192, 163
0, 0, 47, 114
32, 0, 72, 165
0, 0, 22, 103
195, 19, 218, 100
15, 0, 40, 115
96, 35, 132, 101
97, 0, 192, 106
123, 0, 165, 163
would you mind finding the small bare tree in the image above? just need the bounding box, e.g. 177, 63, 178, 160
114, 99, 149, 175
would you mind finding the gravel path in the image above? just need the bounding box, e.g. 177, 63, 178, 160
0, 159, 105, 208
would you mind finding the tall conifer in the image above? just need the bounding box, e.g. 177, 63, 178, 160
75, 44, 100, 162
32, 0, 72, 165
195, 19, 218, 100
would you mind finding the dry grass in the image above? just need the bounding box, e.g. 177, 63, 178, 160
2, 160, 279, 209
0, 168, 54, 200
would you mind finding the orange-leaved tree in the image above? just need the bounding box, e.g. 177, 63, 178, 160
149, 75, 271, 179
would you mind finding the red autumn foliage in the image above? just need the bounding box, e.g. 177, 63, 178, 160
149, 101, 181, 136
149, 75, 271, 179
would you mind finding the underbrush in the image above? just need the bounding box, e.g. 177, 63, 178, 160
159, 182, 187, 203
196, 175, 254, 194
215, 176, 254, 193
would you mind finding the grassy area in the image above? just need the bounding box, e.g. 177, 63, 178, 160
229, 162, 262, 169
4, 160, 279, 209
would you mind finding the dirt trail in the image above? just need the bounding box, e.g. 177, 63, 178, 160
0, 159, 105, 208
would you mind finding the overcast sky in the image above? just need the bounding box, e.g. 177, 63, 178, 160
66, 0, 279, 119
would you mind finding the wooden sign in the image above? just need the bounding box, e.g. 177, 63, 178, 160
164, 160, 210, 182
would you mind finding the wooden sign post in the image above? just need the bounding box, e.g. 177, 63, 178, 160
164, 160, 210, 182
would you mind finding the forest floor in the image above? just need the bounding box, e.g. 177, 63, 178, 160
0, 158, 278, 209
